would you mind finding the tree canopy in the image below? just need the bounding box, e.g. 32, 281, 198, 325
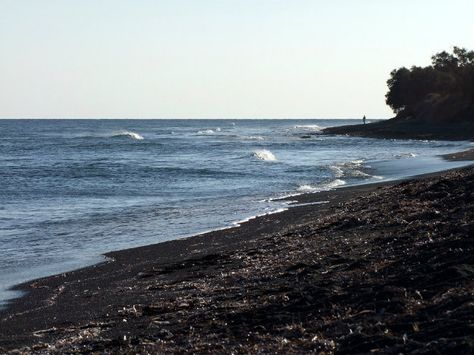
385, 47, 474, 122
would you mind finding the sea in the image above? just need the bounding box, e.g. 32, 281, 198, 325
0, 119, 472, 307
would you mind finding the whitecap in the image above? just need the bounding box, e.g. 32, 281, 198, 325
326, 179, 347, 189
330, 160, 374, 179
297, 184, 316, 192
243, 135, 264, 141
293, 124, 323, 132
111, 130, 144, 140
296, 179, 346, 193
197, 129, 215, 135
329, 165, 344, 178
253, 149, 277, 161
350, 170, 372, 178
394, 152, 418, 159
197, 127, 221, 135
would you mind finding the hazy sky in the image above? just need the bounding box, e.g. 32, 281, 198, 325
1, 0, 473, 119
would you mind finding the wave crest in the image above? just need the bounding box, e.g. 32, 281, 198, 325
197, 127, 221, 135
330, 160, 372, 179
111, 131, 144, 140
253, 149, 277, 161
197, 129, 215, 135
243, 135, 264, 141
293, 124, 323, 132
297, 184, 317, 192
297, 179, 346, 193
394, 152, 418, 159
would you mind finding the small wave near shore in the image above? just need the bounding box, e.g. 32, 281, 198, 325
330, 160, 382, 180
1, 118, 472, 310
297, 179, 347, 193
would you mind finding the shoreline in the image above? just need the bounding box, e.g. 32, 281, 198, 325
322, 120, 474, 141
1, 153, 473, 352
1, 120, 472, 310
3, 150, 472, 306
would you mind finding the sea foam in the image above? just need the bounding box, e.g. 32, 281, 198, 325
297, 184, 317, 192
330, 160, 373, 179
293, 124, 323, 132
394, 152, 418, 159
253, 149, 277, 161
197, 127, 221, 135
197, 129, 215, 135
297, 179, 346, 193
242, 135, 265, 141
111, 131, 144, 140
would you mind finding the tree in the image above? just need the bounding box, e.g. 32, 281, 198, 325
386, 47, 474, 120
385, 67, 411, 114
431, 50, 458, 70
453, 46, 474, 67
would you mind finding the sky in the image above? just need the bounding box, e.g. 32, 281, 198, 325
1, 0, 473, 119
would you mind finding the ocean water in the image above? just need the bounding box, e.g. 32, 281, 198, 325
0, 119, 472, 306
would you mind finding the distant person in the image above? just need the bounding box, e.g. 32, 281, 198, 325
363, 115, 366, 124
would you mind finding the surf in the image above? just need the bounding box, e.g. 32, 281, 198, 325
111, 130, 144, 140
253, 149, 277, 161
297, 179, 346, 193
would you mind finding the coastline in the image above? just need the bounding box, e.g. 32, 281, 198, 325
322, 120, 474, 141
1, 151, 473, 353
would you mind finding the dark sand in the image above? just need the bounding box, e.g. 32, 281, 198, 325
1, 162, 473, 353
441, 148, 474, 161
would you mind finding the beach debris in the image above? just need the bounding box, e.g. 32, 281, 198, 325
33, 327, 58, 337
2, 167, 474, 354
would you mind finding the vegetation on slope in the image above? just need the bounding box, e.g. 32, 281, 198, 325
385, 47, 474, 122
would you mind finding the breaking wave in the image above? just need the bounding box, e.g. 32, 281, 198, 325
297, 179, 346, 193
197, 129, 215, 135
394, 152, 418, 159
297, 184, 317, 192
76, 130, 144, 140
243, 135, 265, 141
329, 160, 383, 180
293, 124, 323, 132
197, 127, 221, 135
111, 131, 144, 140
330, 160, 370, 178
253, 149, 277, 161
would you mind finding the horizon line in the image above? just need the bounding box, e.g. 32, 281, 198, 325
0, 117, 390, 120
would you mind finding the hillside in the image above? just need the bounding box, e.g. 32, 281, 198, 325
325, 47, 474, 140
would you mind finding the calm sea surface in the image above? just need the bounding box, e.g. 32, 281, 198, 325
0, 119, 472, 305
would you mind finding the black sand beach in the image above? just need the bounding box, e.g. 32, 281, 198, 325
1, 155, 473, 353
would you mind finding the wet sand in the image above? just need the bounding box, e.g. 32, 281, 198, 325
1, 162, 473, 353
441, 148, 474, 161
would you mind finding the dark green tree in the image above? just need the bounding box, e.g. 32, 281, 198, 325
385, 47, 474, 121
